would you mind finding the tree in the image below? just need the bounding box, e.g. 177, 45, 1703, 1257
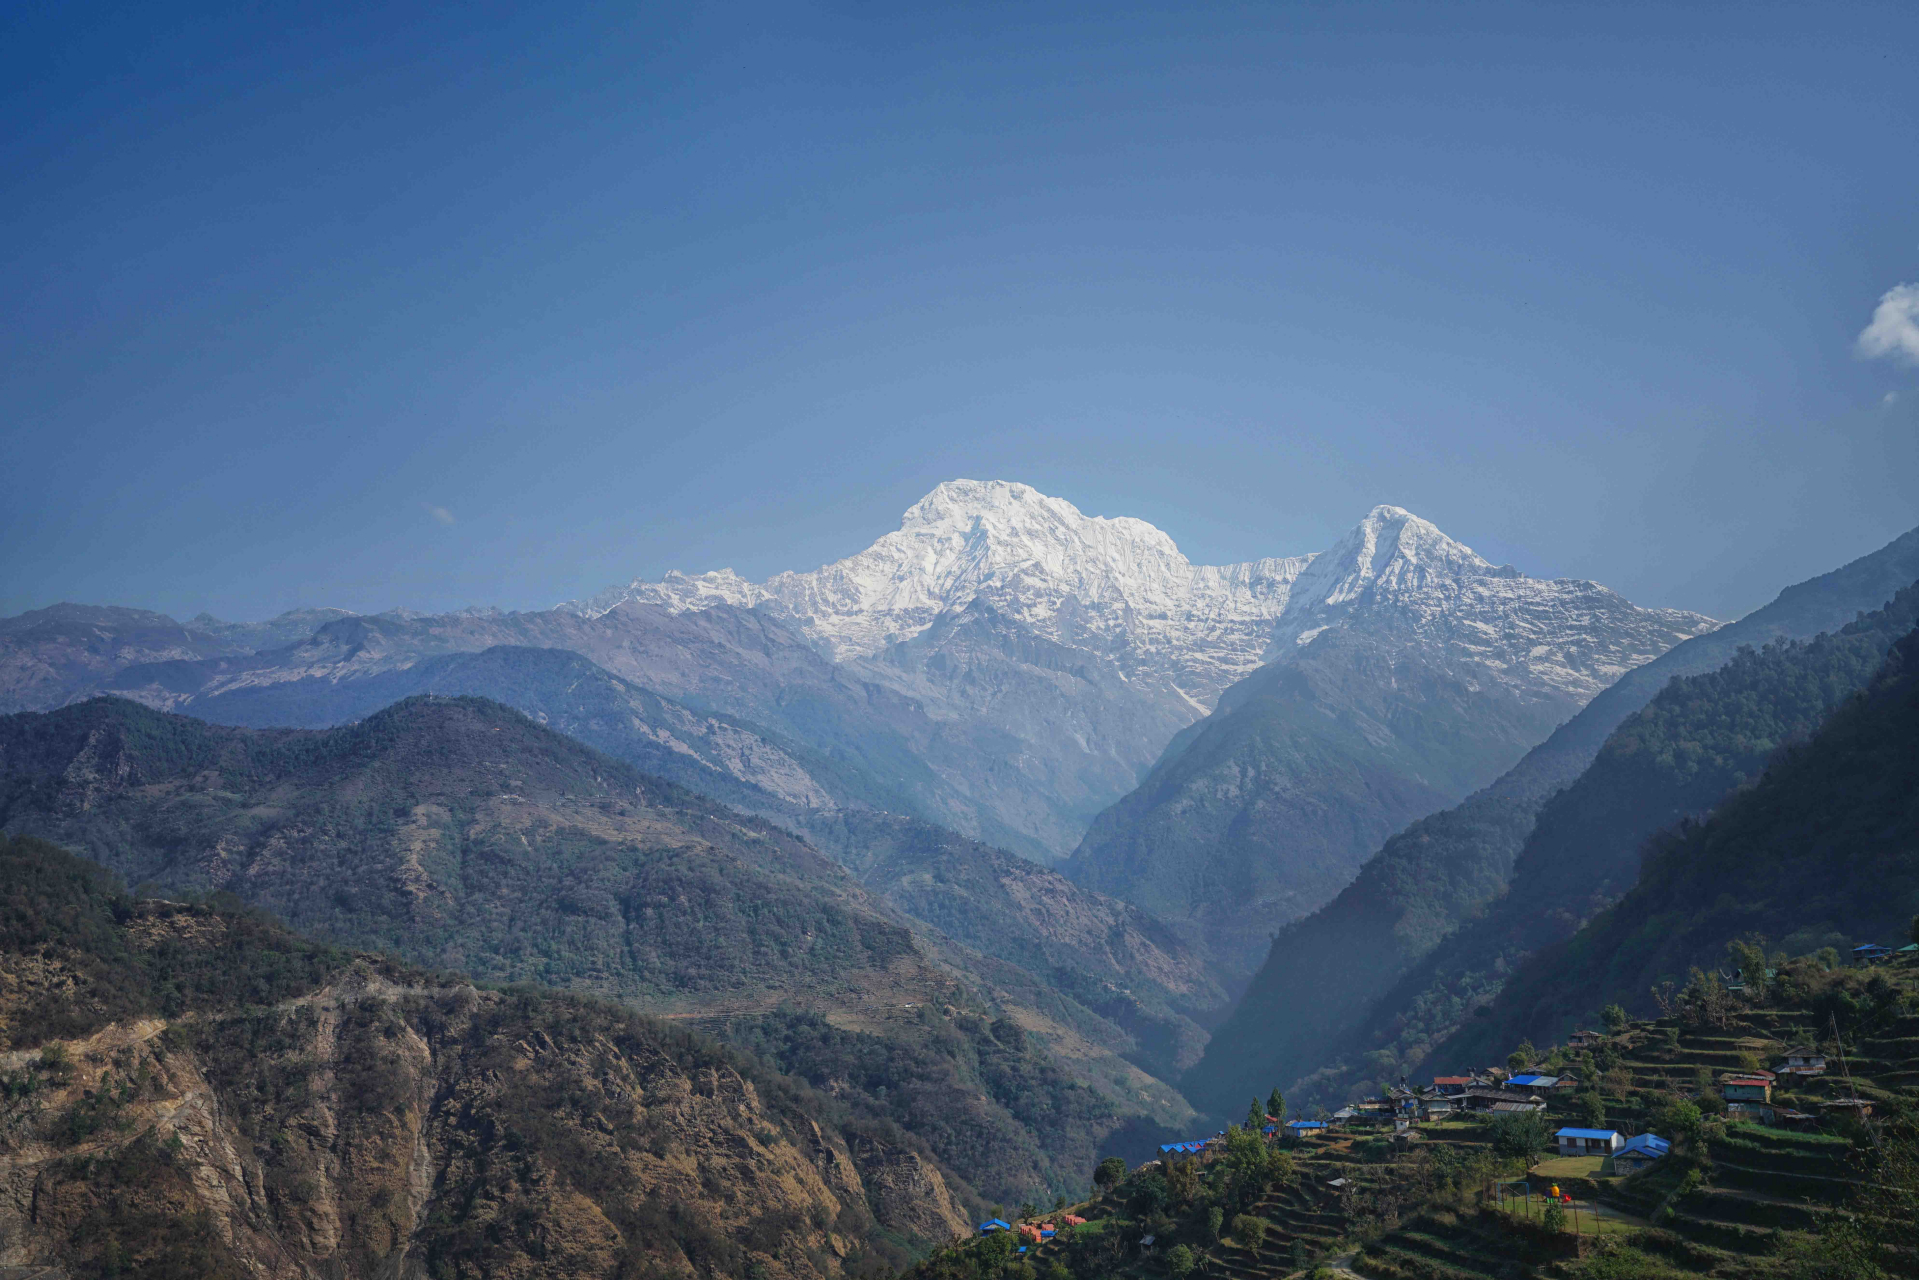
1094, 1156, 1128, 1190
1725, 936, 1780, 1003
1247, 1098, 1267, 1134
1164, 1155, 1199, 1205
1541, 1200, 1566, 1234
1489, 1111, 1552, 1161
1601, 1003, 1629, 1035
1206, 1206, 1224, 1241
1507, 1040, 1537, 1072
1269, 1087, 1285, 1121
1231, 1214, 1266, 1248
980, 1231, 1016, 1268
1910, 913, 1919, 948
1645, 1097, 1703, 1147
1166, 1245, 1196, 1279
1577, 1091, 1606, 1128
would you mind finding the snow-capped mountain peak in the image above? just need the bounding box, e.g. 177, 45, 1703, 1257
571, 481, 1715, 710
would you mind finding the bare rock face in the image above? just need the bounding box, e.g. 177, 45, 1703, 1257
0, 900, 972, 1279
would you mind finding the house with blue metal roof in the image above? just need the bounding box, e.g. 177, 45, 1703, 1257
979, 1218, 1012, 1234
1604, 1134, 1670, 1174
1508, 1074, 1558, 1089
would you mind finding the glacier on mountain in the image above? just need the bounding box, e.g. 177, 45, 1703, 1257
572, 480, 1716, 712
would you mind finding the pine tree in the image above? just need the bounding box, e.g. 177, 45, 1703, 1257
1268, 1087, 1284, 1120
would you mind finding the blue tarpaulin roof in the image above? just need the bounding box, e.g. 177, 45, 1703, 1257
1555, 1128, 1621, 1140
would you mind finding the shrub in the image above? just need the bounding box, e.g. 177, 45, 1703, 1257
1165, 1244, 1196, 1278
1230, 1215, 1265, 1248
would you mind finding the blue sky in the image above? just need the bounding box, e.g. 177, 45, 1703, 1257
4, 0, 1916, 623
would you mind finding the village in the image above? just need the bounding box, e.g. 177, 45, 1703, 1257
908, 945, 1919, 1280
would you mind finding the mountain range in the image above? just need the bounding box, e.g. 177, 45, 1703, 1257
15, 482, 1912, 1135
0, 483, 1718, 975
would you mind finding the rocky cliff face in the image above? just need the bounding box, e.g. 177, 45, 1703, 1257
0, 844, 972, 1278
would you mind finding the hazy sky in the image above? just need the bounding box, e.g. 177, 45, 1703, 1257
5, 1, 1917, 624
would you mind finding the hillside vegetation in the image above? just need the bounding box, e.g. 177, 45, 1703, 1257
0, 696, 1156, 1204
0, 834, 976, 1279
1439, 616, 1919, 1066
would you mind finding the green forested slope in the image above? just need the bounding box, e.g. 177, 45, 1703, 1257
1348, 587, 1919, 1088
1184, 528, 1919, 1118
160, 642, 912, 820
1438, 619, 1919, 1065
0, 695, 928, 1011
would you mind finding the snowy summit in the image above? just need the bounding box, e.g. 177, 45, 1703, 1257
571, 480, 1716, 710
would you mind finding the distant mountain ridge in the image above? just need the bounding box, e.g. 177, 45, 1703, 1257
0, 483, 1714, 876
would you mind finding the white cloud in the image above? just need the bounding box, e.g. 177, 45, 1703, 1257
1857, 282, 1919, 365
1886, 391, 1902, 408
426, 504, 456, 526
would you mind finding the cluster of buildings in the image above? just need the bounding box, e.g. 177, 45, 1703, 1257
977, 1215, 1085, 1244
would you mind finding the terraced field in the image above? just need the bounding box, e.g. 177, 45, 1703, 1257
904, 959, 1917, 1280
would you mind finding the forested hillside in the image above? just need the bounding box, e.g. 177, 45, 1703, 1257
0, 696, 1163, 1203
1352, 586, 1919, 1089
1437, 618, 1919, 1064
1183, 528, 1919, 1118
0, 834, 973, 1278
